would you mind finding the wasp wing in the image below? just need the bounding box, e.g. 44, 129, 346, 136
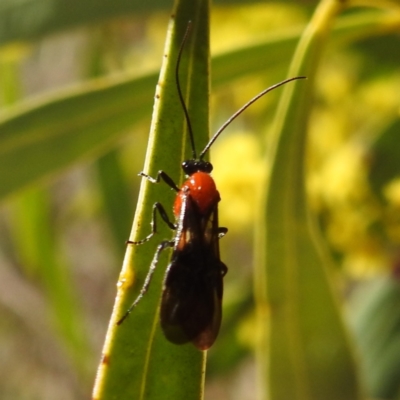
160, 192, 226, 350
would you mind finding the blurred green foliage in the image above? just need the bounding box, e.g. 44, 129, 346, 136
1, 1, 400, 399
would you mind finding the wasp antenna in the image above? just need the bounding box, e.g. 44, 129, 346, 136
199, 76, 306, 159
175, 21, 197, 160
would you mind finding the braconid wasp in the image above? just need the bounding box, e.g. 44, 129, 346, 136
117, 23, 305, 350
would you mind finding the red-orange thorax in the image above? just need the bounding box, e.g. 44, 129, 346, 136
173, 172, 220, 217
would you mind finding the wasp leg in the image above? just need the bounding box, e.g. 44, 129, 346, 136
139, 170, 180, 192
218, 227, 228, 239
128, 202, 176, 245
117, 240, 174, 325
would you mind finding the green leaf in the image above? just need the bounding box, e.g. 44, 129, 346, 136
255, 1, 364, 399
351, 276, 400, 399
0, 0, 169, 45
92, 0, 211, 399
0, 73, 157, 201
97, 150, 133, 253
10, 187, 93, 380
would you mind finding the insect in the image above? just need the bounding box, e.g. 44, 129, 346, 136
117, 25, 305, 350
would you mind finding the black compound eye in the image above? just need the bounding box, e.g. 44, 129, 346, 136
202, 162, 213, 173
182, 160, 213, 175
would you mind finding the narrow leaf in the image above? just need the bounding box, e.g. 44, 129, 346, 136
351, 275, 400, 399
256, 1, 364, 399
92, 0, 211, 399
